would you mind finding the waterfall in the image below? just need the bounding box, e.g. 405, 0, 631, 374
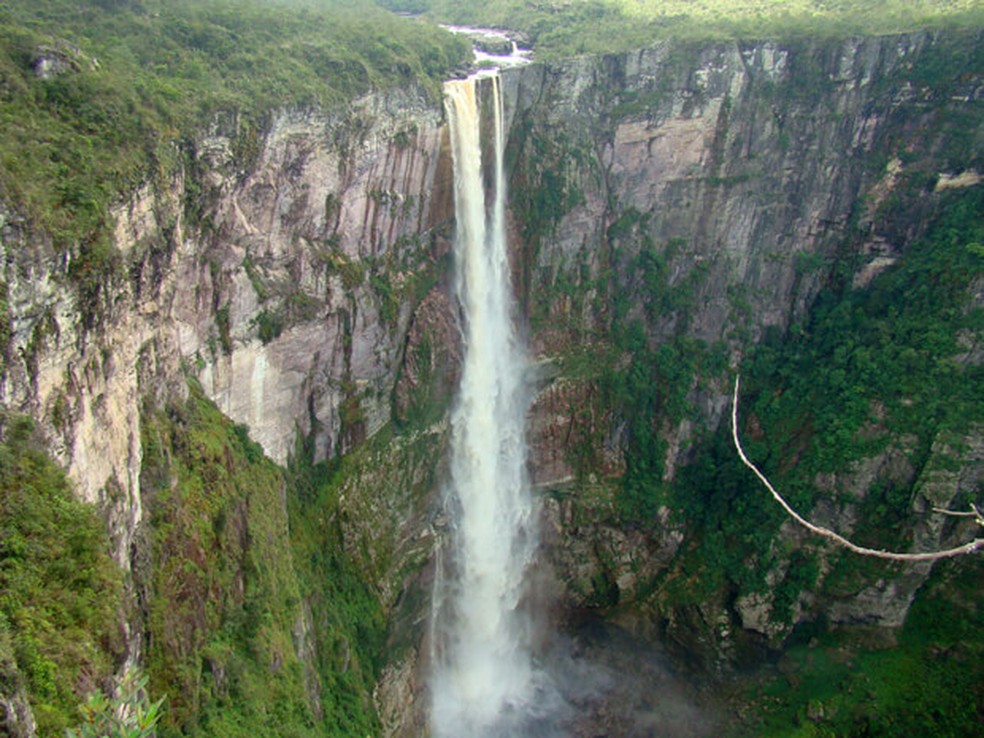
430, 72, 543, 737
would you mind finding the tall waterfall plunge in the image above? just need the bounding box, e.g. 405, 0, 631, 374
430, 73, 556, 737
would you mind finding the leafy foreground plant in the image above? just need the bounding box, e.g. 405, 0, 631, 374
67, 669, 165, 738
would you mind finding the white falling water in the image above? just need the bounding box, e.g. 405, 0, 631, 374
431, 73, 542, 737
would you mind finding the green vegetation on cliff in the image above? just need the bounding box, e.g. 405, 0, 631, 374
745, 186, 983, 477
139, 382, 385, 737
0, 416, 123, 736
506, 27, 981, 729
732, 558, 984, 737
141, 384, 315, 736
634, 184, 982, 614
0, 381, 403, 737
613, 177, 983, 737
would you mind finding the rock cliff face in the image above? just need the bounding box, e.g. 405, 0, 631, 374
182, 88, 454, 464
0, 27, 981, 736
503, 30, 982, 657
0, 81, 458, 732
506, 32, 974, 358
1, 81, 453, 561
371, 31, 982, 734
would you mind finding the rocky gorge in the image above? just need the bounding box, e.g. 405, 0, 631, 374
0, 18, 982, 738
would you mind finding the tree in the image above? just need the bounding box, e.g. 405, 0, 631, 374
66, 669, 164, 738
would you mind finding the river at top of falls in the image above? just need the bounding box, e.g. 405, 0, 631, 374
441, 24, 533, 72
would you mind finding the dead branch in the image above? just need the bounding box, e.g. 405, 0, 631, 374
933, 506, 984, 520
731, 376, 983, 561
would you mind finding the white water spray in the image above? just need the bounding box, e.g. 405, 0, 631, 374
431, 73, 543, 737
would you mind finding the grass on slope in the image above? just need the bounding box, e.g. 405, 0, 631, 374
382, 0, 984, 58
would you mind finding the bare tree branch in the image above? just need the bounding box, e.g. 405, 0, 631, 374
933, 506, 984, 522
732, 376, 983, 561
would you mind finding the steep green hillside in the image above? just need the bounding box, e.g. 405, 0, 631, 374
0, 0, 468, 243
0, 417, 123, 736
0, 384, 405, 737
139, 382, 399, 737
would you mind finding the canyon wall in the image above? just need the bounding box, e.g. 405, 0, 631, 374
1, 81, 453, 558
0, 28, 981, 737
0, 81, 459, 734
504, 30, 982, 656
